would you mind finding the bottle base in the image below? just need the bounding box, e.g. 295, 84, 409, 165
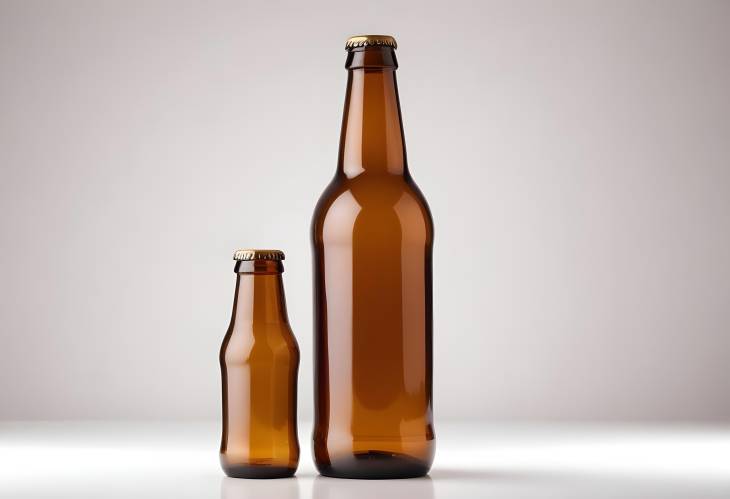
222, 464, 296, 479
316, 450, 431, 479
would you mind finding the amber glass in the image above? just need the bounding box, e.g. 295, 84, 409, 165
220, 258, 300, 478
311, 44, 435, 479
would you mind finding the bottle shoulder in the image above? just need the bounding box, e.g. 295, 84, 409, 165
221, 323, 299, 364
311, 173, 433, 241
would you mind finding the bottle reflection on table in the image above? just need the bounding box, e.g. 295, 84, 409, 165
312, 475, 433, 499
220, 476, 299, 499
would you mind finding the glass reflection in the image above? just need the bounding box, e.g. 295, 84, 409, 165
220, 476, 299, 499
312, 475, 433, 499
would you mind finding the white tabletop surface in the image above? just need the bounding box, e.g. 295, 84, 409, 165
1, 421, 729, 498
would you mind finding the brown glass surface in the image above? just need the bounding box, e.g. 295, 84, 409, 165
311, 44, 435, 479
220, 259, 300, 479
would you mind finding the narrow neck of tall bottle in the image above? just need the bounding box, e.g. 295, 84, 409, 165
338, 47, 407, 177
232, 261, 289, 324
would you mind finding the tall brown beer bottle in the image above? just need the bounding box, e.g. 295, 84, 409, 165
311, 35, 435, 479
220, 249, 300, 478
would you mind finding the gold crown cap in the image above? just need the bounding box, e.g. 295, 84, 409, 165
233, 249, 285, 261
346, 35, 397, 50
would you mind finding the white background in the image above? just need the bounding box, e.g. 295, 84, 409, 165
1, 0, 729, 422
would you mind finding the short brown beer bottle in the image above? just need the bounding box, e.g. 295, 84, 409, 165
220, 249, 300, 478
311, 35, 435, 479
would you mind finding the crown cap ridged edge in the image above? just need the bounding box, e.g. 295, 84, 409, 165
346, 35, 397, 50
233, 249, 285, 261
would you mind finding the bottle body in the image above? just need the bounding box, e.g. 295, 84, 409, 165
311, 39, 435, 479
220, 257, 299, 478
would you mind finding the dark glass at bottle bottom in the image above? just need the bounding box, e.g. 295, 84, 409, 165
315, 450, 431, 479
221, 461, 296, 479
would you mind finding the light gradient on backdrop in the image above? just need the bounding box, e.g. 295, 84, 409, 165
0, 0, 728, 421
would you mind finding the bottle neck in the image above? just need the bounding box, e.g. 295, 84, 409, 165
232, 260, 289, 324
338, 47, 407, 178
